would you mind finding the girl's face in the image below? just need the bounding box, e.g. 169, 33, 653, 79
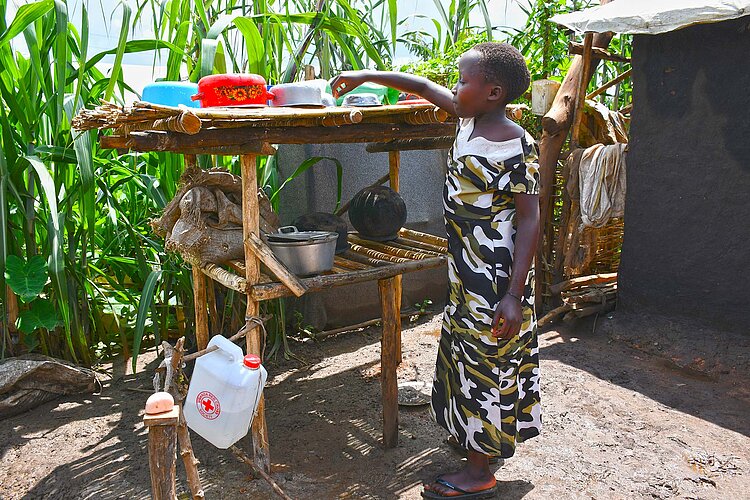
452, 50, 503, 118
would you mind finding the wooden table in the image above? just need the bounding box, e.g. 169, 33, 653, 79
77, 102, 469, 473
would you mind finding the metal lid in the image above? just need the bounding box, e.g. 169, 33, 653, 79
265, 226, 338, 243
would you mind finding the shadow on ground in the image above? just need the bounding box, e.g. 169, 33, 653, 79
5, 310, 748, 499
539, 313, 750, 439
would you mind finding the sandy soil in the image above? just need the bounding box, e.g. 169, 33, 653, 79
1, 312, 748, 499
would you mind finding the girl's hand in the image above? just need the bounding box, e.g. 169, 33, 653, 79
491, 294, 523, 339
330, 70, 370, 98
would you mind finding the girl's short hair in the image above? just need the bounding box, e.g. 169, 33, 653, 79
471, 42, 531, 103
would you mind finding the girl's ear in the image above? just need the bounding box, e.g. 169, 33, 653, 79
488, 84, 505, 102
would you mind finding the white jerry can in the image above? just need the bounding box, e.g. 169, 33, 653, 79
184, 335, 268, 449
531, 79, 561, 116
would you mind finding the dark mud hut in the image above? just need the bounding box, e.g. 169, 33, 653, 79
554, 2, 750, 332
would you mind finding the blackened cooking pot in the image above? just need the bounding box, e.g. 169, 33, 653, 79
348, 186, 407, 241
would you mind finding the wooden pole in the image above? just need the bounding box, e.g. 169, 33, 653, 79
378, 277, 400, 448
551, 35, 594, 287
191, 266, 210, 350
230, 446, 293, 500
568, 42, 630, 63
586, 68, 632, 100
185, 154, 209, 351
535, 18, 615, 309
205, 279, 221, 335
245, 232, 307, 297
571, 33, 595, 147
552, 158, 574, 287
144, 405, 180, 500
100, 122, 456, 152
388, 151, 403, 365
240, 154, 271, 473
163, 337, 205, 499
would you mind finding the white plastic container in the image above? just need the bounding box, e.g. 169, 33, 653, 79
184, 335, 267, 449
531, 79, 562, 116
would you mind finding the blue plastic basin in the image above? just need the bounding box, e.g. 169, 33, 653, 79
141, 81, 200, 108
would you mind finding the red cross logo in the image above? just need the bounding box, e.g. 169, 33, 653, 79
201, 398, 214, 412
196, 391, 220, 420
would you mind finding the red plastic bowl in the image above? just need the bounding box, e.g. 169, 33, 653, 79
192, 74, 273, 107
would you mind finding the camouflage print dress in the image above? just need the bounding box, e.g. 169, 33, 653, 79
430, 117, 542, 459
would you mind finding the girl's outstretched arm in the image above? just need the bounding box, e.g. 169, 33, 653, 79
492, 193, 540, 339
330, 70, 455, 115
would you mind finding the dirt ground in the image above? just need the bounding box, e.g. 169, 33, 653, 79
1, 311, 749, 500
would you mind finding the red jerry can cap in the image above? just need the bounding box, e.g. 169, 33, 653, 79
243, 354, 261, 369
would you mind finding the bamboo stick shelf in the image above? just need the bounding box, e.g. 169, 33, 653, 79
200, 229, 447, 301
77, 101, 459, 476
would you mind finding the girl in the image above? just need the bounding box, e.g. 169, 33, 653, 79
331, 42, 541, 499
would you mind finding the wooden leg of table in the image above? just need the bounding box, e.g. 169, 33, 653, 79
241, 154, 271, 474
378, 276, 400, 448
192, 266, 209, 350
388, 151, 403, 364
394, 275, 402, 363
205, 278, 221, 334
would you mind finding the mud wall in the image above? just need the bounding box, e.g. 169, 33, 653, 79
276, 143, 448, 329
618, 17, 750, 332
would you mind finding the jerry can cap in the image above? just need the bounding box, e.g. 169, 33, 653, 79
243, 354, 261, 369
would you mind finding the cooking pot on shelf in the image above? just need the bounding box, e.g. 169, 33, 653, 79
342, 92, 381, 107
142, 81, 200, 108
293, 212, 349, 254
191, 74, 273, 107
265, 226, 338, 276
268, 82, 324, 107
348, 186, 407, 241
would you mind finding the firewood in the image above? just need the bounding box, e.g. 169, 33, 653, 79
538, 304, 573, 327
550, 273, 618, 295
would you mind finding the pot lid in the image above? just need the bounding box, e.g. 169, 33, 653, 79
266, 226, 337, 243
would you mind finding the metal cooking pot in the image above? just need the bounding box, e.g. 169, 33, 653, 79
266, 226, 338, 276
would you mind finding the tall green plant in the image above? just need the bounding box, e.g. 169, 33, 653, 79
0, 0, 182, 363
400, 0, 492, 59
1, 0, 509, 366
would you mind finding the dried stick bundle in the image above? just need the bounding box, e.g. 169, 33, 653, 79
539, 273, 618, 327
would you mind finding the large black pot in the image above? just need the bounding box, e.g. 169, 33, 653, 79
292, 212, 350, 254
348, 185, 407, 241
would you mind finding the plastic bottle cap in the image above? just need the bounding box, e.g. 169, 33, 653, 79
243, 354, 261, 369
